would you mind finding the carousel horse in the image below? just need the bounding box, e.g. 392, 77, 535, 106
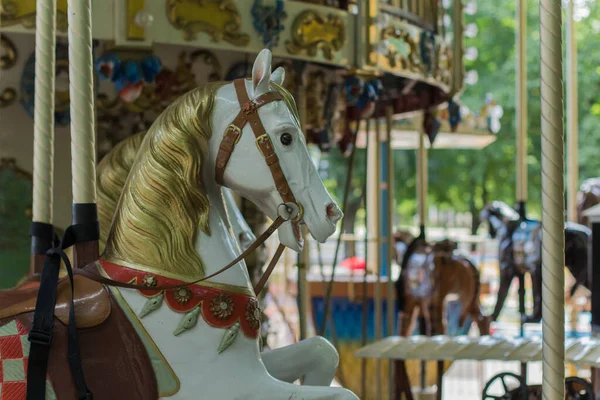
97, 129, 332, 388
394, 232, 490, 337
480, 200, 591, 322
0, 50, 358, 399
577, 177, 600, 226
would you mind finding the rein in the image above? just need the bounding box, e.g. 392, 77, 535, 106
75, 215, 287, 293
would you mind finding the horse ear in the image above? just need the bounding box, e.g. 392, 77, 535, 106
252, 49, 272, 97
271, 67, 285, 86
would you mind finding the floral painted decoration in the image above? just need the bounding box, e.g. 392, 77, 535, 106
95, 53, 162, 103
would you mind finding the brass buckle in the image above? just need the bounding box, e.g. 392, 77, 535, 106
227, 125, 243, 144
255, 134, 271, 155
291, 202, 304, 223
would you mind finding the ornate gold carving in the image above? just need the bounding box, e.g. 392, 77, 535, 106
380, 26, 420, 72
166, 0, 249, 46
305, 70, 327, 131
210, 293, 234, 320
286, 10, 345, 60
0, 35, 17, 70
1, 0, 68, 31
0, 35, 17, 108
436, 43, 453, 86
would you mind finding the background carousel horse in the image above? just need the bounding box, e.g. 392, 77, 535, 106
577, 177, 600, 226
0, 50, 358, 399
480, 200, 591, 322
394, 232, 490, 337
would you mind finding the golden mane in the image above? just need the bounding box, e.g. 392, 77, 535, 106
102, 82, 226, 279
97, 131, 146, 252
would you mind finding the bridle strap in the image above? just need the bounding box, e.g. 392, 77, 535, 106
214, 79, 297, 206
74, 215, 286, 291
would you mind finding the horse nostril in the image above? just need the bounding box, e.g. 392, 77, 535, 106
326, 203, 342, 223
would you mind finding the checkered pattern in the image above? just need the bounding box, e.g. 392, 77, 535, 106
0, 320, 55, 400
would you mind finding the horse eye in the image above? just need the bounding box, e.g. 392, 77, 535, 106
280, 133, 293, 146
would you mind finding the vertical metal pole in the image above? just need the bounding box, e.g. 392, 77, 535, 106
69, 0, 99, 267
540, 0, 565, 398
297, 71, 309, 341
566, 0, 578, 223
516, 0, 528, 207
515, 3, 529, 381
31, 0, 57, 273
386, 105, 395, 399
373, 116, 383, 400
360, 120, 370, 399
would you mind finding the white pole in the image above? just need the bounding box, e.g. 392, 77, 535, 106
540, 0, 565, 398
32, 0, 56, 227
566, 0, 578, 223
68, 0, 96, 204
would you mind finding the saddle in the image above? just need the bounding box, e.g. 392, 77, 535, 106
0, 267, 159, 399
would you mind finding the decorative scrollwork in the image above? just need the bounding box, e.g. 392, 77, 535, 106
1, 0, 68, 31
286, 10, 345, 60
166, 0, 250, 46
380, 26, 420, 72
0, 34, 17, 108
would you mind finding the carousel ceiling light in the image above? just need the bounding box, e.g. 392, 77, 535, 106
464, 46, 478, 61
134, 9, 154, 28
373, 13, 390, 29
464, 23, 479, 38
442, 0, 452, 9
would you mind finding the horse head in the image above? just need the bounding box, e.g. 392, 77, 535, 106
480, 201, 520, 238
208, 49, 342, 252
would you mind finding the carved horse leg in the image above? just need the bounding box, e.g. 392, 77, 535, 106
420, 300, 433, 336
400, 297, 418, 336
261, 336, 338, 386
492, 263, 515, 321
526, 263, 543, 322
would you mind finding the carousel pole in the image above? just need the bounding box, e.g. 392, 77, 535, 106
515, 0, 529, 379
385, 105, 395, 400
296, 66, 310, 341
30, 0, 57, 273
372, 115, 383, 400
540, 0, 565, 398
566, 0, 578, 223
417, 114, 428, 392
68, 0, 99, 267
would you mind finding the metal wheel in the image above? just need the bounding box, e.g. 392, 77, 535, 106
565, 376, 595, 400
482, 372, 529, 400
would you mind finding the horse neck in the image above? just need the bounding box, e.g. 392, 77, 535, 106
193, 169, 253, 290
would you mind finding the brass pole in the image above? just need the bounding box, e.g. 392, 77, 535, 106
566, 0, 578, 222
540, 0, 565, 398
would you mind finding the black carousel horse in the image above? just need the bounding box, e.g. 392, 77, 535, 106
480, 201, 591, 323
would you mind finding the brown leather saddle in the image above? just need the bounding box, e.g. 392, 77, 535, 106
0, 267, 158, 399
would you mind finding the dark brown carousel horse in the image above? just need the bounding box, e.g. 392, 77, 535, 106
577, 178, 600, 226
480, 201, 591, 323
394, 232, 491, 336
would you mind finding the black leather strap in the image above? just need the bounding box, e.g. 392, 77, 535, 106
27, 221, 99, 400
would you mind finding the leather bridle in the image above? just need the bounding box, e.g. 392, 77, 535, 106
215, 78, 303, 223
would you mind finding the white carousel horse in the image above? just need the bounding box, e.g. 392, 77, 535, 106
97, 49, 357, 399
